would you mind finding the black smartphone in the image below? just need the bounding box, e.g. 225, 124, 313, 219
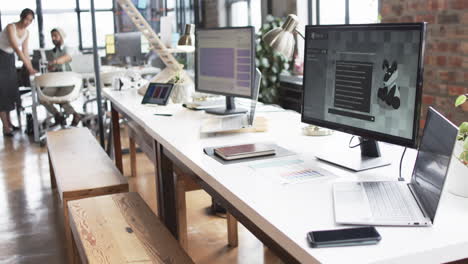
307, 226, 381, 248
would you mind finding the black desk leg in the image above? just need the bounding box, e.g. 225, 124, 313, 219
155, 141, 179, 239
111, 103, 123, 174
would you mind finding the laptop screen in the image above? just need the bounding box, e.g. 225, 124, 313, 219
410, 107, 458, 222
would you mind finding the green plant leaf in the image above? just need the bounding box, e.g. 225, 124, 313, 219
460, 122, 468, 134
459, 122, 468, 141
459, 151, 468, 165
464, 137, 468, 151
455, 95, 467, 107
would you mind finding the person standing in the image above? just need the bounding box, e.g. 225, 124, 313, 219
41, 28, 80, 126
0, 8, 37, 136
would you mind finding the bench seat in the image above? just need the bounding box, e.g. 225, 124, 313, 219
68, 192, 194, 263
47, 127, 129, 263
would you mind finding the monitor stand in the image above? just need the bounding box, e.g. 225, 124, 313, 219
315, 137, 391, 172
205, 96, 247, 115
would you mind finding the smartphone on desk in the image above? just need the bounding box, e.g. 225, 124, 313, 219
307, 226, 381, 248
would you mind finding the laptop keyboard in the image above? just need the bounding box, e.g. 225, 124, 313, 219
363, 182, 421, 221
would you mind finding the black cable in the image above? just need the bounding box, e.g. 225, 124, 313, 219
349, 136, 362, 148
398, 147, 407, 181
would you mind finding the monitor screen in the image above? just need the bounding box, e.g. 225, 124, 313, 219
302, 23, 426, 148
195, 27, 255, 99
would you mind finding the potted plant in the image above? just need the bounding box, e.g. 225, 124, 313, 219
455, 94, 468, 165
447, 93, 468, 197
256, 15, 290, 104
168, 71, 194, 104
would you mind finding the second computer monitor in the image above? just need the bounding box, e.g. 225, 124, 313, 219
195, 27, 255, 115
302, 23, 426, 171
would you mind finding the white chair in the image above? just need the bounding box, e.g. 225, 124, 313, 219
35, 72, 82, 104
31, 72, 82, 144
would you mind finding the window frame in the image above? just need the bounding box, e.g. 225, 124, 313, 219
0, 0, 115, 51
226, 0, 251, 27
309, 0, 379, 25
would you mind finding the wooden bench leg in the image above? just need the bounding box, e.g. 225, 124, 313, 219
64, 199, 78, 264
129, 136, 137, 178
71, 233, 82, 264
111, 104, 123, 174
176, 176, 188, 251
48, 152, 57, 189
227, 212, 238, 247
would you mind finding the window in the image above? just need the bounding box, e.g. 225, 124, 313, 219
1, 1, 36, 12
80, 12, 115, 48
226, 0, 262, 32
319, 0, 346, 25
230, 1, 249, 27
349, 0, 378, 24
307, 0, 379, 25
41, 0, 75, 9
0, 0, 115, 52
79, 0, 113, 10
42, 12, 79, 49
78, 0, 115, 50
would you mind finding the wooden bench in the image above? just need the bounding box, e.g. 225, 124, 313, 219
68, 192, 194, 263
127, 122, 238, 250
47, 127, 129, 263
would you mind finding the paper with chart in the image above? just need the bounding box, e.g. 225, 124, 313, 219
248, 158, 334, 185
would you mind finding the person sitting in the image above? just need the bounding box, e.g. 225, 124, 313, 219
40, 28, 81, 126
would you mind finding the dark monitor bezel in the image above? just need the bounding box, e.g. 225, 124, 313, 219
410, 106, 458, 223
141, 82, 174, 105
301, 22, 427, 149
114, 32, 146, 57
195, 26, 256, 99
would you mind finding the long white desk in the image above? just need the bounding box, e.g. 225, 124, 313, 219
104, 88, 468, 263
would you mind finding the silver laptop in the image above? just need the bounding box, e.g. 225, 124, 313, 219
200, 99, 257, 133
200, 69, 261, 133
333, 107, 458, 226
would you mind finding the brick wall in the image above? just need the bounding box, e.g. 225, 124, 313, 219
381, 0, 468, 127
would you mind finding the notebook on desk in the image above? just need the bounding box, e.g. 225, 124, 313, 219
214, 143, 276, 160
333, 107, 458, 226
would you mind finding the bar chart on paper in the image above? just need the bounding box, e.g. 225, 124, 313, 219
249, 158, 334, 185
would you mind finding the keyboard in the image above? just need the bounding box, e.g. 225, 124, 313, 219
363, 182, 422, 221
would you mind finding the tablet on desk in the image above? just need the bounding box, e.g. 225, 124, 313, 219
141, 83, 174, 105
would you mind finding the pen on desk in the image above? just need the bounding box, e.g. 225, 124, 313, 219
154, 114, 173, 116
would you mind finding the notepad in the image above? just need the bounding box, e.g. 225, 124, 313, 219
214, 143, 276, 160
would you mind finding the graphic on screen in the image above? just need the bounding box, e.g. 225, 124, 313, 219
303, 27, 422, 140
142, 83, 173, 105
196, 28, 253, 97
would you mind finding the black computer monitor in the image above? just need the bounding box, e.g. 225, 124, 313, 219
195, 27, 255, 115
107, 32, 149, 66
302, 23, 427, 171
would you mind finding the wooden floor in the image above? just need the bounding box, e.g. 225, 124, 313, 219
0, 127, 282, 264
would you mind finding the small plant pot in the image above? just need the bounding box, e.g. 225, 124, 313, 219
170, 82, 194, 104
446, 142, 468, 197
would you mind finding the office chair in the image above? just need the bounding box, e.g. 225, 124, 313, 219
33, 72, 82, 143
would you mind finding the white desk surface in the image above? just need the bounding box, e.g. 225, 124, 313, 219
104, 89, 468, 264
